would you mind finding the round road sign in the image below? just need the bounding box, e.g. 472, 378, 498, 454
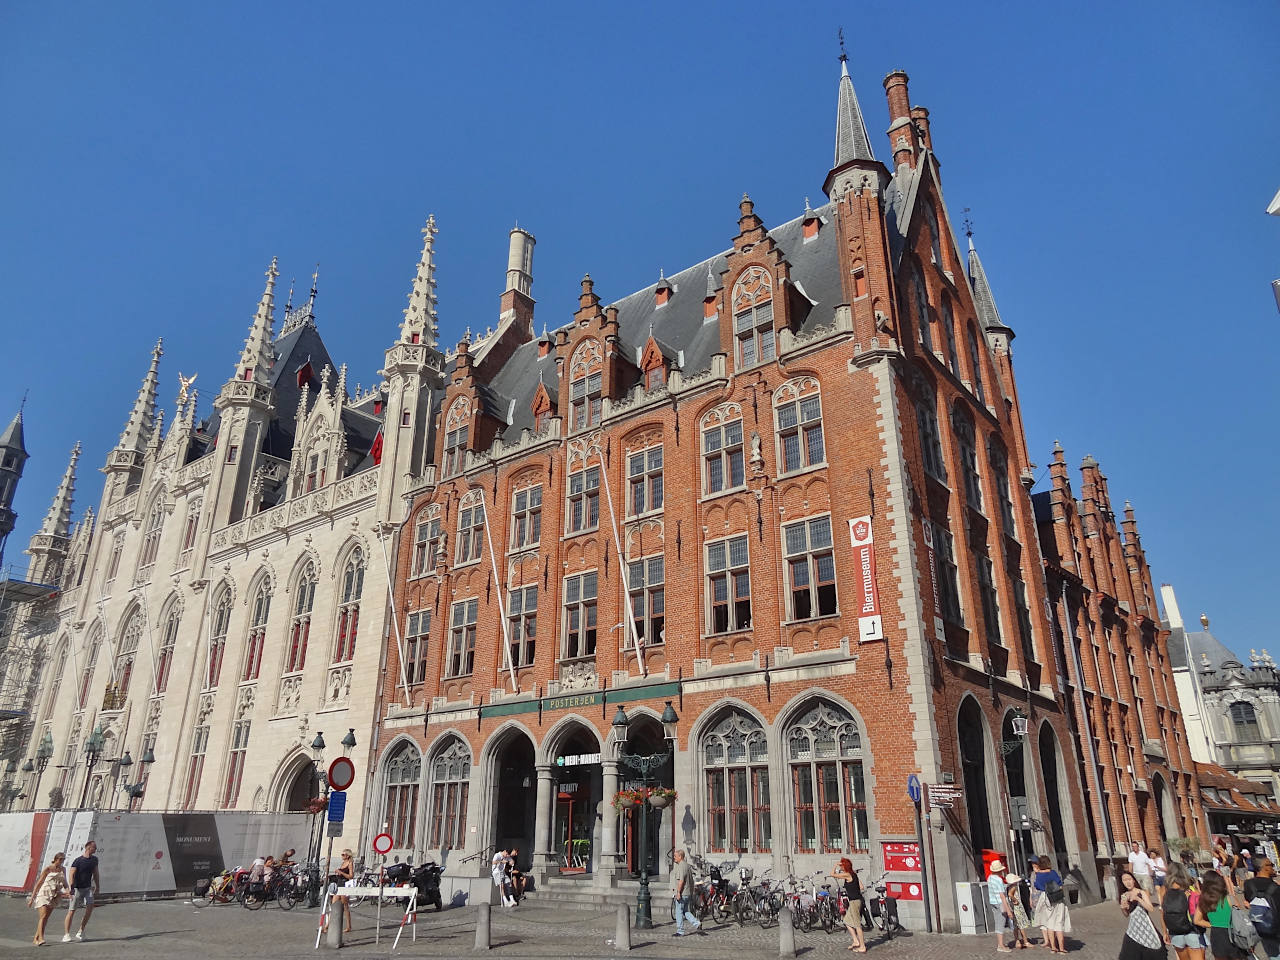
328, 756, 356, 792
373, 832, 394, 855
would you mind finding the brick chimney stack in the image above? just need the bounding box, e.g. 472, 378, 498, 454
882, 71, 917, 170
910, 105, 932, 152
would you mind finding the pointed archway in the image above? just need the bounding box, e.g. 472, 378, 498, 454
959, 697, 994, 867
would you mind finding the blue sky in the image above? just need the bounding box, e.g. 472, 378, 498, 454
1, 1, 1276, 658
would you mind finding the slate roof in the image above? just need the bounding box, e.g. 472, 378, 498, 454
485, 200, 844, 438
0, 412, 27, 457
1167, 625, 1237, 672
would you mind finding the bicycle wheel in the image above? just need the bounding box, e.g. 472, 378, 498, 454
882, 912, 895, 942
711, 896, 731, 924
243, 889, 264, 910
736, 893, 754, 925
277, 883, 298, 910
800, 903, 815, 933
819, 899, 835, 934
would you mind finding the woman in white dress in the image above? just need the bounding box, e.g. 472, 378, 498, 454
27, 851, 69, 945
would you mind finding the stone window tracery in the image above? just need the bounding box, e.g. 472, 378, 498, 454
138, 497, 166, 572
385, 741, 422, 849
207, 589, 232, 688
428, 738, 471, 850
455, 490, 485, 565
334, 549, 364, 663
286, 562, 317, 673
242, 579, 271, 682
704, 709, 771, 853
157, 606, 179, 693
731, 266, 776, 368
787, 700, 869, 853
107, 611, 142, 708
774, 378, 825, 473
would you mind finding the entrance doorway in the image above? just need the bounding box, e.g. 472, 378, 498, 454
621, 715, 672, 877
284, 761, 317, 811
553, 729, 602, 874
959, 698, 994, 867
1002, 712, 1034, 872
493, 733, 536, 872
1038, 724, 1069, 872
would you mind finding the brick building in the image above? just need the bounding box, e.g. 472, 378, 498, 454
371, 60, 1098, 928
1033, 447, 1208, 885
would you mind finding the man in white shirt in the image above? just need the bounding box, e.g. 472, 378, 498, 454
1128, 841, 1152, 893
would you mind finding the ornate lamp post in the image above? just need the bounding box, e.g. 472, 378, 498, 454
20, 759, 34, 810
340, 728, 356, 756
612, 701, 679, 930
78, 725, 105, 809
999, 709, 1029, 755
305, 732, 326, 908
32, 731, 53, 810
119, 748, 155, 810
2, 759, 16, 811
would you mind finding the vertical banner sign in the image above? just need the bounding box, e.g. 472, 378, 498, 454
849, 516, 883, 642
922, 521, 944, 642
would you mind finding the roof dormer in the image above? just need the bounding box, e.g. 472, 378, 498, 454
654, 269, 674, 307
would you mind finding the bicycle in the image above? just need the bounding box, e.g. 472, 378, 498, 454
193, 868, 249, 907
753, 869, 781, 929
864, 873, 901, 941
243, 869, 299, 910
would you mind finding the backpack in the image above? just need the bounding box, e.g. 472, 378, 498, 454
1163, 888, 1195, 936
1044, 879, 1065, 906
1250, 886, 1280, 938
1231, 905, 1261, 952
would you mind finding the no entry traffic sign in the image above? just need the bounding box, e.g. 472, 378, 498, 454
328, 756, 356, 792
373, 832, 394, 855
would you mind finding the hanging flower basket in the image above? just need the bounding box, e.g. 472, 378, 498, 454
306, 796, 329, 815
648, 787, 677, 809
612, 788, 645, 812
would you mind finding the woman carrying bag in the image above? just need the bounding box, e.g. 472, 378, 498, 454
1161, 863, 1205, 960
1117, 869, 1166, 960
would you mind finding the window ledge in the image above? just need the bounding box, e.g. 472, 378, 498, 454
702, 629, 753, 643
777, 462, 828, 482
442, 672, 474, 681
408, 571, 439, 583
563, 525, 601, 540
557, 655, 597, 666
782, 612, 842, 628
625, 508, 664, 524
699, 484, 748, 504
452, 558, 482, 571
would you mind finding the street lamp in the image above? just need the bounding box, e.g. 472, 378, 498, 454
612, 700, 679, 929
79, 725, 105, 809
305, 732, 326, 908
1000, 709, 1030, 756
2, 759, 16, 812
120, 749, 154, 810
32, 732, 53, 810
341, 728, 356, 756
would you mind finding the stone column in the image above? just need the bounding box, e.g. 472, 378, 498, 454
600, 760, 620, 878
533, 763, 556, 874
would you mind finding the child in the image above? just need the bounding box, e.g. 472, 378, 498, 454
1005, 874, 1034, 949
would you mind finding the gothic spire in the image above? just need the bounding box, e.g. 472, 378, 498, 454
400, 215, 439, 347
116, 339, 163, 454
0, 410, 26, 457
234, 257, 279, 384
967, 237, 1009, 333
37, 443, 80, 539
834, 56, 875, 166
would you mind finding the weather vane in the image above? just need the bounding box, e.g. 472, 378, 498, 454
838, 27, 847, 62
962, 207, 974, 239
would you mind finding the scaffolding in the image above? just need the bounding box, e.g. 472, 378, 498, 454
0, 566, 60, 763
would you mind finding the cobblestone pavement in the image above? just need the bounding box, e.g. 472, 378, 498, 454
0, 895, 1128, 960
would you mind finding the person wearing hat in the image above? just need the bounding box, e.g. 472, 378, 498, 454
1004, 873, 1034, 948
986, 859, 1015, 953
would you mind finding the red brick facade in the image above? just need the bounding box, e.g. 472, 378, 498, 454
368, 66, 1110, 928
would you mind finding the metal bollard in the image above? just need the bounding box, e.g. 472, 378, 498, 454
778, 906, 796, 958
326, 898, 345, 949
474, 901, 491, 951
614, 903, 632, 951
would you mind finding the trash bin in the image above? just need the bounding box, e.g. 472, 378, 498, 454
956, 882, 990, 934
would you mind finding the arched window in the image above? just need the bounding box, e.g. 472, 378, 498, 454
287, 562, 317, 673
109, 610, 143, 707
79, 626, 102, 708
916, 396, 945, 481
788, 701, 869, 853
1231, 701, 1261, 742
334, 550, 364, 663
385, 742, 422, 849
242, 580, 271, 682
569, 340, 603, 432
428, 738, 471, 850
208, 589, 232, 688
40, 640, 67, 725
952, 408, 983, 510
913, 273, 933, 353
774, 378, 825, 473
138, 498, 166, 570
181, 497, 203, 558
701, 404, 745, 495
703, 709, 771, 853
732, 266, 776, 368
967, 325, 987, 405
941, 301, 960, 376
443, 399, 471, 477
455, 491, 485, 565
157, 605, 179, 693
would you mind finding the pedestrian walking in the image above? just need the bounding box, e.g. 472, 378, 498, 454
1194, 868, 1246, 960
1128, 842, 1154, 895
1117, 869, 1164, 960
1243, 856, 1280, 960
985, 858, 1015, 954
1160, 863, 1205, 960
1031, 855, 1071, 954
1004, 874, 1034, 949
669, 850, 703, 937
1150, 849, 1167, 906
62, 840, 99, 942
28, 851, 69, 946
829, 857, 866, 952
492, 849, 515, 907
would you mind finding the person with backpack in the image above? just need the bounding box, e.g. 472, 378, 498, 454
1160, 863, 1205, 960
1194, 868, 1248, 960
1118, 869, 1165, 960
1031, 856, 1071, 954
1244, 856, 1280, 958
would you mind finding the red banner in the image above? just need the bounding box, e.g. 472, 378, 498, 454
849, 515, 882, 641
882, 841, 922, 872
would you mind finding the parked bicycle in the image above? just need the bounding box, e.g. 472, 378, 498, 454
243, 865, 299, 910
193, 867, 250, 907
863, 872, 901, 940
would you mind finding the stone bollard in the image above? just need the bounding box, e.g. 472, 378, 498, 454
778, 906, 796, 958
474, 901, 491, 951
614, 903, 632, 951
326, 898, 345, 949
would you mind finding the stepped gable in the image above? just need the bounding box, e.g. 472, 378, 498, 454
482, 200, 844, 437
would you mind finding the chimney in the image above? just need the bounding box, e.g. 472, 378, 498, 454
506, 227, 535, 296
882, 71, 917, 169
910, 105, 932, 152
1159, 584, 1184, 630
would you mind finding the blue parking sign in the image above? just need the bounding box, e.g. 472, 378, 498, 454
327, 790, 347, 822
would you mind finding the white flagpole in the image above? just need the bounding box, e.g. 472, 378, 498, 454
478, 489, 519, 693
374, 522, 413, 704
594, 445, 646, 677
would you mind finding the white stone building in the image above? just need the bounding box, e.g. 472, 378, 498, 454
4, 220, 450, 844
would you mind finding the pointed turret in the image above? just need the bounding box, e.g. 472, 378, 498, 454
115, 339, 163, 456
233, 257, 279, 384
824, 55, 887, 201
0, 408, 30, 566
400, 216, 439, 347
967, 237, 1012, 337
38, 443, 80, 539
